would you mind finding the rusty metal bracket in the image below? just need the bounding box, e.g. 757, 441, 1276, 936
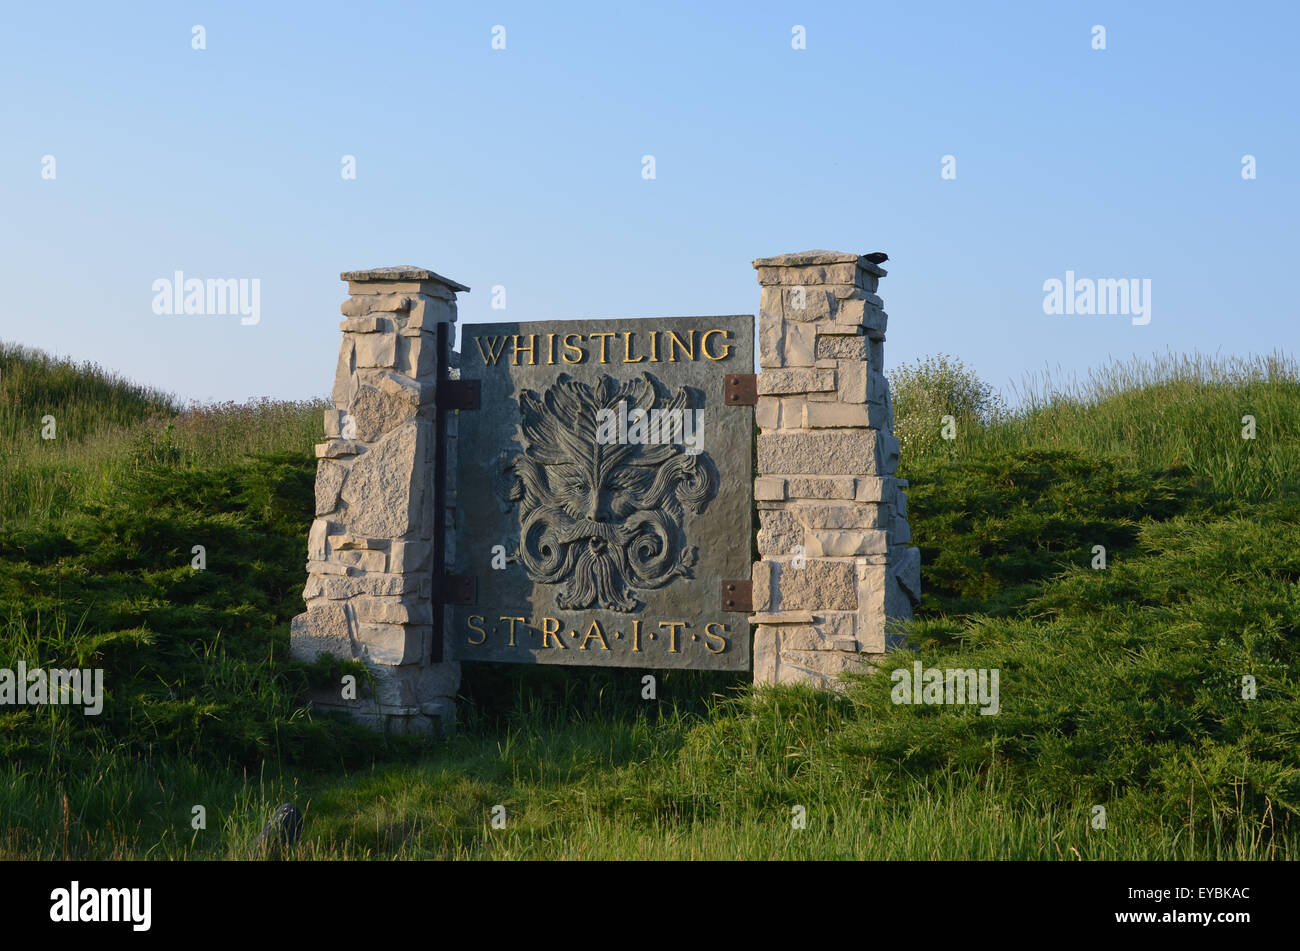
721, 579, 753, 613
724, 373, 758, 406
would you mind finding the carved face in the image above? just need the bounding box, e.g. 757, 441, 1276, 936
503, 373, 718, 612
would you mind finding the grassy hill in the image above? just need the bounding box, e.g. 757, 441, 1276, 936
1, 342, 1297, 859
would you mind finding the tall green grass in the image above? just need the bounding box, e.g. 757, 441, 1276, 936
896, 350, 1300, 500
0, 341, 328, 527
1, 344, 1298, 859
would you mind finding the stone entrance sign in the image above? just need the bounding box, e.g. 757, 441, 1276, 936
450, 315, 754, 670
291, 253, 918, 734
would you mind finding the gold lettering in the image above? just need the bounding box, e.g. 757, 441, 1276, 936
467, 615, 486, 645
546, 332, 556, 365
511, 334, 536, 366
649, 331, 659, 362
500, 616, 526, 647
562, 333, 585, 364
703, 621, 728, 654
631, 619, 642, 652
622, 330, 644, 363
578, 619, 612, 651
666, 330, 694, 362
474, 336, 508, 366
700, 329, 733, 361
588, 332, 615, 364
659, 620, 686, 653
541, 616, 567, 648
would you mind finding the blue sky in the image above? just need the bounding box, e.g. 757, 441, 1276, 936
2, 1, 1295, 403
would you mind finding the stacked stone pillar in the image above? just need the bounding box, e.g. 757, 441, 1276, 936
289, 266, 466, 734
750, 251, 921, 688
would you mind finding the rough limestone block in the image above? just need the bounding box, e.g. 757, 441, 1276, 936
306, 559, 351, 576
339, 315, 391, 334
366, 369, 423, 409
752, 627, 779, 685
864, 310, 888, 341
350, 384, 416, 442
757, 368, 836, 395
354, 599, 433, 626
341, 293, 411, 317
405, 295, 457, 330
759, 285, 784, 321
749, 611, 816, 625
398, 332, 438, 378
332, 337, 356, 409
784, 476, 856, 500
756, 263, 859, 286
353, 333, 398, 369
877, 432, 900, 475
819, 320, 866, 336
834, 298, 872, 325
782, 287, 836, 322
795, 502, 888, 531
838, 363, 867, 403
752, 561, 774, 612
756, 396, 779, 430
754, 476, 785, 501
354, 549, 388, 573
307, 519, 331, 561
315, 439, 363, 459
895, 547, 922, 607
289, 602, 353, 662
389, 540, 432, 573
780, 626, 858, 652
757, 508, 803, 556
366, 663, 460, 709
347, 280, 455, 299
867, 370, 888, 405
330, 534, 390, 551
855, 477, 888, 503
779, 397, 806, 428
816, 335, 868, 361
315, 459, 347, 515
893, 516, 912, 544
803, 402, 872, 428
323, 409, 343, 438
855, 559, 912, 652
805, 530, 889, 558
896, 490, 908, 518
758, 430, 880, 475
782, 322, 817, 366
359, 623, 430, 666
776, 650, 866, 690
772, 560, 857, 611
807, 387, 838, 403
759, 312, 784, 368
753, 250, 885, 272
340, 420, 431, 538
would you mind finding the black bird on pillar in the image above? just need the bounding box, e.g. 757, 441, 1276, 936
864, 252, 889, 265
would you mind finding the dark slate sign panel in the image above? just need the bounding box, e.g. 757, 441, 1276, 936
450, 315, 754, 670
